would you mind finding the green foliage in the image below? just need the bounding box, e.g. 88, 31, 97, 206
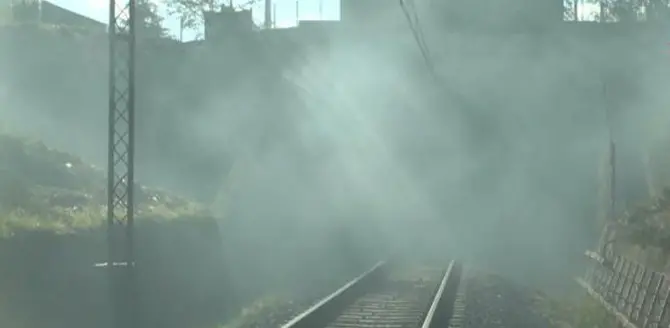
613, 188, 670, 252
583, 0, 670, 22
135, 0, 170, 39
565, 0, 670, 22
0, 132, 211, 237
162, 0, 227, 32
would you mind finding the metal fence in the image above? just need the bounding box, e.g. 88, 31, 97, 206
581, 250, 670, 328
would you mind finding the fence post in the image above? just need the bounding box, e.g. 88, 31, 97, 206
642, 272, 662, 328
655, 287, 670, 326
616, 260, 629, 307
618, 260, 634, 310
622, 263, 640, 314
597, 259, 612, 292
607, 256, 624, 301
636, 271, 654, 324
627, 264, 644, 319
580, 250, 670, 328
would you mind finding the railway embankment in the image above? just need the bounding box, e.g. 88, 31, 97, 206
0, 133, 229, 328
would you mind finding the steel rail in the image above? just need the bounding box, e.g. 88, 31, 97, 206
282, 259, 461, 328
422, 260, 463, 328
281, 261, 388, 328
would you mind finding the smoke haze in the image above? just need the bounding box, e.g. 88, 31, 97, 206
2, 2, 670, 312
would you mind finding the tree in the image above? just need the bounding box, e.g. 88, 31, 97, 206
136, 0, 169, 39
582, 0, 669, 22
562, 0, 579, 21
607, 0, 644, 22
117, 0, 168, 38
646, 0, 670, 22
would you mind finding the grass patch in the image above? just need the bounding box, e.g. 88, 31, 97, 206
533, 291, 618, 328
216, 294, 306, 328
0, 133, 213, 237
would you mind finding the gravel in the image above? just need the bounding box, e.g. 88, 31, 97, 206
461, 273, 554, 328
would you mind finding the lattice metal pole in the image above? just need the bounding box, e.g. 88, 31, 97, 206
107, 0, 137, 327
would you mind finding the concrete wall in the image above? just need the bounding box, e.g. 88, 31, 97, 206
41, 1, 106, 32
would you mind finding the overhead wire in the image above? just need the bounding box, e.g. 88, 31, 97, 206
405, 0, 431, 60
400, 0, 425, 48
398, 0, 476, 107
399, 0, 437, 79
397, 0, 493, 149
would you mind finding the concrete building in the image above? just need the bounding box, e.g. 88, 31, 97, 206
203, 7, 255, 42
296, 19, 339, 44
10, 0, 39, 22
338, 0, 408, 35
40, 1, 105, 31
9, 0, 106, 32
429, 0, 564, 32
340, 0, 389, 24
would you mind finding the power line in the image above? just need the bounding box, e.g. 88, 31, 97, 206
397, 0, 492, 148
399, 0, 436, 79
404, 0, 429, 53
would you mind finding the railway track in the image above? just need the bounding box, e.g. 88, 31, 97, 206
282, 260, 463, 328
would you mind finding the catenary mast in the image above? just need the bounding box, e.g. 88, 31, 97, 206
106, 0, 137, 327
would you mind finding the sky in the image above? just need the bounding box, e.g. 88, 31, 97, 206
50, 0, 340, 40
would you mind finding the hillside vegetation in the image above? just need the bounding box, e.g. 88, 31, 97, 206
0, 133, 211, 237
616, 188, 670, 249
0, 132, 232, 328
